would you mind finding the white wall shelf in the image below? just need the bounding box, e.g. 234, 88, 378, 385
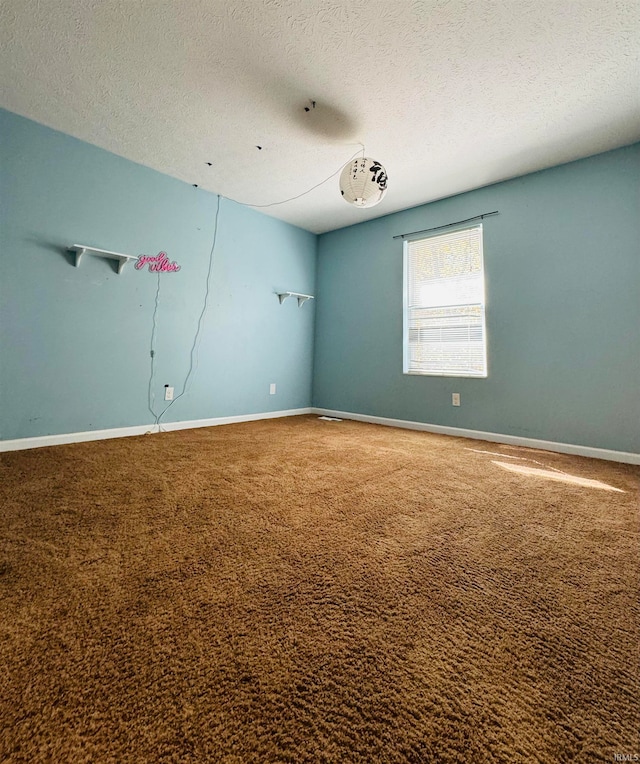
277, 291, 314, 307
68, 244, 139, 274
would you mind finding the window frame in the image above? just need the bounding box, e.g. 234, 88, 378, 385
402, 223, 488, 378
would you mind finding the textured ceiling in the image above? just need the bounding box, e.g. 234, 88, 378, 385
1, 0, 639, 234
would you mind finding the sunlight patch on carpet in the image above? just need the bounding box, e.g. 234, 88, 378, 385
467, 448, 522, 459
492, 461, 625, 492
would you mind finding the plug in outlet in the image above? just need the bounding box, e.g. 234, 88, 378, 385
269, 383, 276, 395
452, 393, 460, 407
164, 386, 174, 401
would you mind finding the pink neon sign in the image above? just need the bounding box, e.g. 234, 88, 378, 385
135, 252, 181, 272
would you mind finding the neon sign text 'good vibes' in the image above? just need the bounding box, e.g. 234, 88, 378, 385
135, 252, 181, 272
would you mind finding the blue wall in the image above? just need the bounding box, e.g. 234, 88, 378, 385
313, 144, 640, 453
0, 110, 317, 440
2, 108, 638, 453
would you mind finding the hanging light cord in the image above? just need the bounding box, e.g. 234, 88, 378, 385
228, 146, 364, 209
146, 272, 162, 427
146, 194, 221, 433
147, 143, 367, 431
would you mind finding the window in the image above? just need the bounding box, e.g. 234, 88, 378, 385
403, 224, 487, 377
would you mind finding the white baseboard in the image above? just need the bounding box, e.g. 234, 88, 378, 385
312, 408, 640, 465
4, 407, 638, 465
0, 408, 313, 453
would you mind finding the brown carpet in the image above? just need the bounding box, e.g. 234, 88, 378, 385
0, 415, 638, 763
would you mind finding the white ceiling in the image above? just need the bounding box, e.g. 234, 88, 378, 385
1, 1, 639, 234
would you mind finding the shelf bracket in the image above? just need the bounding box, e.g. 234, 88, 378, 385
277, 291, 315, 308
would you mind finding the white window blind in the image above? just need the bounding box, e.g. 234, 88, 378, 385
403, 224, 487, 377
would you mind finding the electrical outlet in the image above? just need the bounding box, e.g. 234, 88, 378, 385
452, 393, 460, 406
269, 383, 276, 395
164, 386, 174, 401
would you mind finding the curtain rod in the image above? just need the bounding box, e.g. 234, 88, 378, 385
392, 211, 499, 240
